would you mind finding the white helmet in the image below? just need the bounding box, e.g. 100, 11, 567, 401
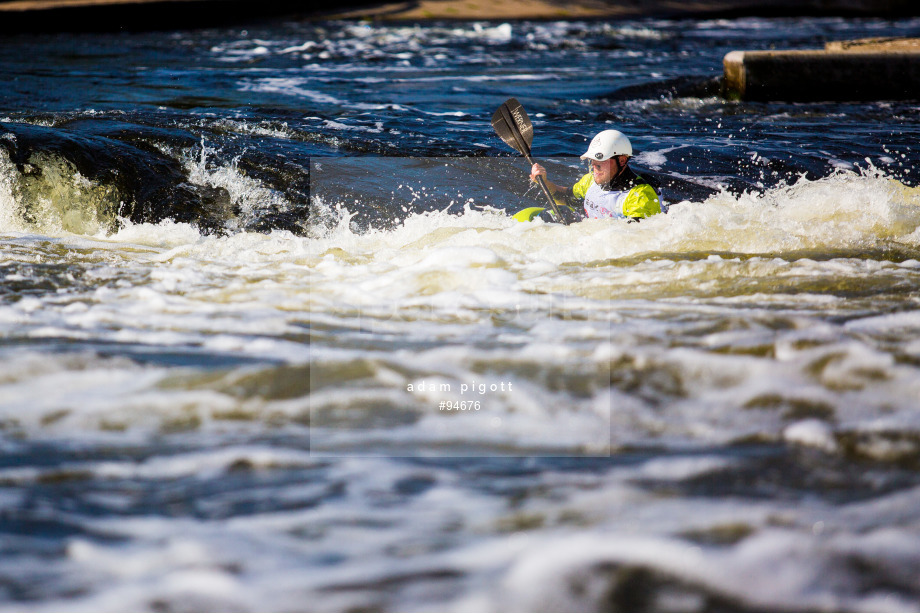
580, 129, 632, 161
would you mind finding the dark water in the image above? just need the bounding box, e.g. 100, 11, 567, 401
2, 18, 919, 229
2, 15, 920, 612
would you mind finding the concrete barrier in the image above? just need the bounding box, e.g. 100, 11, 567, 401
723, 39, 920, 102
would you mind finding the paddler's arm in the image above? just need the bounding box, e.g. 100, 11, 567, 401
529, 163, 569, 197
527, 163, 585, 223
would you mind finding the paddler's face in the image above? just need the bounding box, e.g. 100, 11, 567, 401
590, 158, 617, 184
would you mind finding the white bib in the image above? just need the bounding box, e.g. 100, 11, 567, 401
583, 180, 628, 219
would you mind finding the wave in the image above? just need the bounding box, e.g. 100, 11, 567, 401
3, 118, 919, 269
0, 121, 306, 236
310, 167, 920, 262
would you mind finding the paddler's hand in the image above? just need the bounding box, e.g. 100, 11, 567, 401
530, 163, 561, 195
529, 163, 547, 183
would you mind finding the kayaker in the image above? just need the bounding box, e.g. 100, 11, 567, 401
515, 129, 662, 223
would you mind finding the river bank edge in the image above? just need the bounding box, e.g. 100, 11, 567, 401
1, 0, 919, 33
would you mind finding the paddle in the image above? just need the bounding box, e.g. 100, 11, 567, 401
491, 98, 569, 225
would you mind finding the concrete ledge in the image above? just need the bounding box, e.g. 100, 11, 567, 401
825, 36, 920, 51
723, 42, 920, 102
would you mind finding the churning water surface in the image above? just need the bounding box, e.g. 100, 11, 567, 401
2, 15, 920, 612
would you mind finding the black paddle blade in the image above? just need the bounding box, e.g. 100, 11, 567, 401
491, 98, 534, 156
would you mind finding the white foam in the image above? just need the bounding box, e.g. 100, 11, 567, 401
635, 148, 669, 169
240, 77, 347, 105
3, 171, 920, 451
0, 148, 25, 233
784, 419, 838, 452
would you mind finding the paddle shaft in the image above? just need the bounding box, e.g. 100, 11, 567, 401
496, 104, 568, 225
528, 157, 565, 222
